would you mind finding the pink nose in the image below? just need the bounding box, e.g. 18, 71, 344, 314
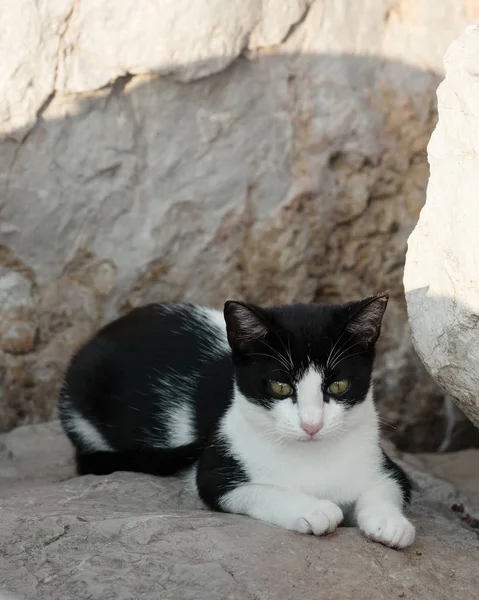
301, 422, 323, 436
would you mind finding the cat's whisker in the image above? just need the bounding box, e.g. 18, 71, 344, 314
325, 327, 351, 370
328, 340, 366, 371
327, 324, 367, 370
248, 353, 291, 376
261, 431, 289, 444
261, 340, 292, 372
277, 334, 294, 370
329, 348, 366, 372
377, 418, 397, 430
287, 337, 293, 369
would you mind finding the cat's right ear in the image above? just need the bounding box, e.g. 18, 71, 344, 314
224, 301, 270, 353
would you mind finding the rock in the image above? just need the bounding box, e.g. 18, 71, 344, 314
1, 0, 478, 450
0, 420, 73, 484
405, 448, 479, 505
0, 422, 479, 599
0, 0, 74, 140
404, 25, 479, 430
57, 0, 313, 91
0, 269, 37, 354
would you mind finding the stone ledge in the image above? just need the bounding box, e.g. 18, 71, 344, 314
1, 422, 478, 599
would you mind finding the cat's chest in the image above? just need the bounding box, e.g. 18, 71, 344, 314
228, 430, 378, 504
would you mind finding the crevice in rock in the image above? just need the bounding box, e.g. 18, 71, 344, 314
5, 0, 76, 186
279, 1, 313, 45
221, 564, 263, 600
104, 73, 135, 104
53, 0, 78, 91
42, 524, 70, 548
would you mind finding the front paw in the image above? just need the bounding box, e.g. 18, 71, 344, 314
358, 509, 415, 549
294, 500, 344, 536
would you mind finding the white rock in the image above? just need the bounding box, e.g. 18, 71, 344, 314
404, 24, 479, 428
56, 0, 312, 92
0, 0, 74, 139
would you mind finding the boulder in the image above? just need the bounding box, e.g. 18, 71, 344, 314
404, 25, 479, 430
1, 0, 478, 450
1, 422, 479, 599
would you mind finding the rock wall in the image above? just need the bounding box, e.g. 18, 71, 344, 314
0, 0, 478, 450
404, 25, 479, 430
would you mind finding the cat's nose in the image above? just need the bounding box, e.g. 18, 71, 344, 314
301, 421, 323, 436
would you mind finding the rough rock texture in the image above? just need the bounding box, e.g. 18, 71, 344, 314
1, 0, 479, 450
404, 24, 479, 430
0, 422, 479, 600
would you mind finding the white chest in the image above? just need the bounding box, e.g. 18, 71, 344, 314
222, 408, 382, 506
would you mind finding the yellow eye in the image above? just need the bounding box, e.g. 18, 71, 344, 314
269, 381, 293, 396
327, 379, 350, 395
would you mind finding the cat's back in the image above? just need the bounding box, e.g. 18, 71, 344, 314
65, 303, 230, 384
59, 303, 232, 452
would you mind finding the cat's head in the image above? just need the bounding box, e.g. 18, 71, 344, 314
223, 294, 388, 443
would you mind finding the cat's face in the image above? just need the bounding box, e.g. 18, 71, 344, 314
224, 294, 388, 443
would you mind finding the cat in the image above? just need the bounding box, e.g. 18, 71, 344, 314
59, 292, 415, 549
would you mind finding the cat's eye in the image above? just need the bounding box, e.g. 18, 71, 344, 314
269, 381, 293, 397
327, 379, 350, 395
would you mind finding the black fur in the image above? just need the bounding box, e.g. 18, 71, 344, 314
381, 451, 413, 505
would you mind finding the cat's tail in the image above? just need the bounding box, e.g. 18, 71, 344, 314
75, 441, 204, 477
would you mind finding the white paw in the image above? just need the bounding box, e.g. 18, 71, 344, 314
293, 500, 343, 536
358, 510, 415, 549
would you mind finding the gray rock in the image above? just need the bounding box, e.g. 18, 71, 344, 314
405, 448, 479, 505
404, 25, 479, 429
0, 422, 478, 600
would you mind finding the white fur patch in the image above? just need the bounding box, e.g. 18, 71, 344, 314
150, 371, 198, 448
221, 387, 381, 503
296, 367, 324, 430
62, 407, 113, 452
357, 507, 415, 549
216, 386, 414, 547
222, 485, 344, 535
167, 403, 196, 447
193, 306, 230, 359
156, 303, 230, 360
355, 479, 415, 548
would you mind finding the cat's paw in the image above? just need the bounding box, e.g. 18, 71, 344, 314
358, 509, 415, 549
293, 500, 343, 536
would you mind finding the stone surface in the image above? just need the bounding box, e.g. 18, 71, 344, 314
0, 422, 478, 600
0, 269, 37, 354
406, 448, 479, 505
404, 24, 479, 430
1, 0, 479, 450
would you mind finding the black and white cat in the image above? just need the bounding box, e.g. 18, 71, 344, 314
59, 293, 415, 548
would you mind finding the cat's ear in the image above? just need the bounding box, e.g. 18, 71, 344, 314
345, 292, 389, 345
224, 301, 270, 352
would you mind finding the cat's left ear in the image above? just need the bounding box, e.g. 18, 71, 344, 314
345, 292, 389, 345
224, 300, 271, 353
